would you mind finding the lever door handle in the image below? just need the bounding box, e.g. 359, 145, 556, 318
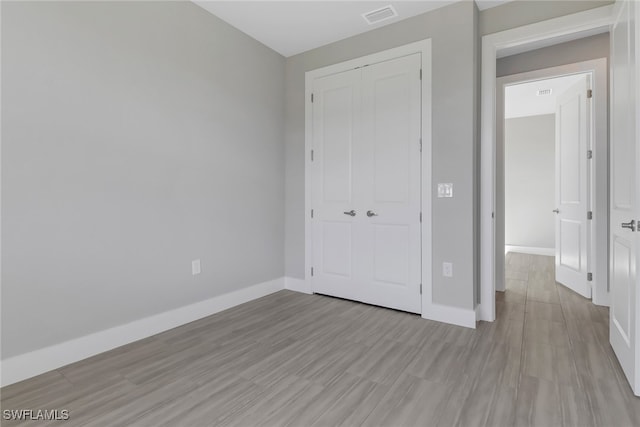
343, 210, 356, 217
553, 209, 560, 214
366, 210, 378, 217
621, 219, 636, 232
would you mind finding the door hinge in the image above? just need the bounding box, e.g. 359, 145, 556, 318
587, 211, 593, 220
587, 272, 593, 281
419, 138, 422, 153
587, 89, 593, 98
311, 149, 314, 162
420, 283, 422, 294
420, 212, 422, 223
420, 69, 422, 80
311, 267, 314, 277
311, 93, 314, 103
587, 150, 593, 159
311, 209, 314, 218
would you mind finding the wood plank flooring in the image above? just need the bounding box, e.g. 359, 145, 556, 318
2, 253, 640, 426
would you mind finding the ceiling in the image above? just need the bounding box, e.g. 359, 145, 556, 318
504, 73, 587, 119
194, 1, 513, 57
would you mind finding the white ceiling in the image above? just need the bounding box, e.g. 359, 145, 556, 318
194, 1, 513, 57
504, 73, 587, 119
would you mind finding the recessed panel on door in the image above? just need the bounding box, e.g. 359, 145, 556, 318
559, 98, 582, 204
372, 74, 412, 204
322, 221, 352, 277
322, 88, 354, 203
612, 236, 632, 345
373, 224, 410, 286
559, 219, 582, 272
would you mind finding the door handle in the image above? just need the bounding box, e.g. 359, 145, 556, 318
366, 210, 378, 217
553, 209, 560, 214
621, 220, 636, 232
343, 210, 356, 217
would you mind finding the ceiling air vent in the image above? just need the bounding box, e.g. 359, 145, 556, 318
362, 5, 398, 25
537, 88, 552, 96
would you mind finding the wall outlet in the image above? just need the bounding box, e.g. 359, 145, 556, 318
192, 259, 201, 276
442, 262, 453, 278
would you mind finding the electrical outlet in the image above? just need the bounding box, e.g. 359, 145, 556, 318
442, 262, 453, 278
192, 259, 201, 276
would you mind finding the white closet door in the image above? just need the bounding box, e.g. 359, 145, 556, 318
359, 54, 422, 313
311, 69, 363, 300
311, 54, 421, 314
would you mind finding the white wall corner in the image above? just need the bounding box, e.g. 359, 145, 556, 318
284, 277, 312, 294
422, 303, 477, 329
0, 277, 285, 387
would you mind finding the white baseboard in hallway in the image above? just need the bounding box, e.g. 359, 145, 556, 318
0, 277, 285, 387
505, 245, 555, 256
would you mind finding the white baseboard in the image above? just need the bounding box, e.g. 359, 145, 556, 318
505, 245, 555, 256
284, 277, 312, 294
0, 277, 285, 387
422, 303, 477, 329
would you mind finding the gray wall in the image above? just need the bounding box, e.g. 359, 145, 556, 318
284, 1, 479, 310
497, 33, 610, 77
505, 115, 556, 249
1, 1, 285, 358
480, 0, 614, 35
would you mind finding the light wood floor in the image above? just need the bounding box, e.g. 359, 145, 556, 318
2, 253, 640, 426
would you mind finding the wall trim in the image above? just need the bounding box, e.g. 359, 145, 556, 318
0, 277, 285, 387
480, 4, 614, 322
284, 276, 312, 294
505, 245, 555, 256
422, 303, 477, 329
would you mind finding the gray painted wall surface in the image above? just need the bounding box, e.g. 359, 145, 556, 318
497, 33, 610, 77
284, 1, 479, 310
1, 1, 285, 358
480, 0, 614, 35
505, 115, 556, 249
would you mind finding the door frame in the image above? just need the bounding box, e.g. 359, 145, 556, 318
496, 58, 609, 306
303, 39, 433, 317
480, 5, 614, 322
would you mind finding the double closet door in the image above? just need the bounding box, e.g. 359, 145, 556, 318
310, 53, 422, 314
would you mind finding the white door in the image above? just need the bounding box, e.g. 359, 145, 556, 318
311, 54, 422, 314
311, 69, 362, 302
554, 75, 591, 298
610, 0, 640, 396
359, 54, 422, 313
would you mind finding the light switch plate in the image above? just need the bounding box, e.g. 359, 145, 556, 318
437, 183, 454, 198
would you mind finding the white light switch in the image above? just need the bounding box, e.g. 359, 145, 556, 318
438, 183, 454, 198
192, 259, 201, 276
442, 262, 453, 278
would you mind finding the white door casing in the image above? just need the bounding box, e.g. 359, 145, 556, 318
480, 5, 614, 322
555, 75, 591, 298
310, 53, 422, 314
610, 0, 640, 396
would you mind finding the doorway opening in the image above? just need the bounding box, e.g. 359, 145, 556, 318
495, 58, 609, 319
